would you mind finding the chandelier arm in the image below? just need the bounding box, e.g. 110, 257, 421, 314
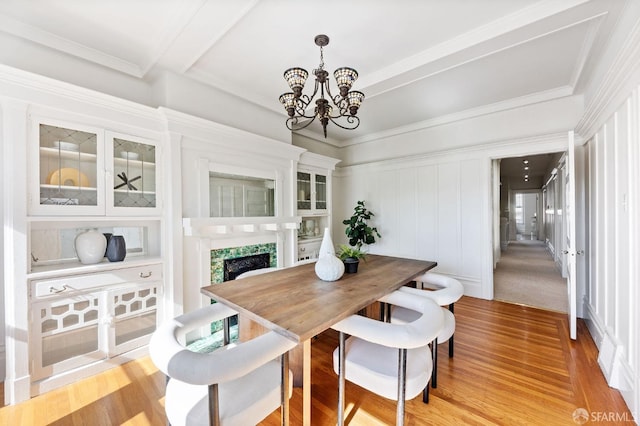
328, 97, 350, 117
286, 115, 318, 131
327, 115, 360, 131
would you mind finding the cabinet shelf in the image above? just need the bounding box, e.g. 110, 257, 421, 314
40, 147, 97, 161
41, 184, 97, 191
113, 157, 156, 168
113, 188, 156, 195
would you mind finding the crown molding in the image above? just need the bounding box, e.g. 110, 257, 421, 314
341, 86, 574, 148
335, 132, 568, 173
0, 13, 144, 77
575, 13, 640, 140
0, 64, 159, 123
158, 107, 305, 161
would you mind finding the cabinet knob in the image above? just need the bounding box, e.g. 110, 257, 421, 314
139, 271, 153, 278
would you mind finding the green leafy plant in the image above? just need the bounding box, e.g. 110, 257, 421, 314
342, 200, 381, 250
337, 244, 366, 261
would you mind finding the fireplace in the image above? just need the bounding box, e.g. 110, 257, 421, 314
210, 243, 277, 284
223, 253, 270, 281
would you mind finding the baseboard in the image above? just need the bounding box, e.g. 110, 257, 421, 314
456, 275, 483, 299
0, 343, 5, 381
585, 301, 637, 420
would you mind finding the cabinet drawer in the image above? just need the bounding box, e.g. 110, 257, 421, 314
31, 264, 162, 298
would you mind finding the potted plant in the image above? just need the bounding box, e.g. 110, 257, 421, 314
337, 244, 366, 273
339, 200, 381, 273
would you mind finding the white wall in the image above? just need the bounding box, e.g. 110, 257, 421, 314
582, 86, 639, 417
334, 133, 567, 300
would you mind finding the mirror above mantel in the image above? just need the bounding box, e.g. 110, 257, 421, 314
209, 172, 275, 218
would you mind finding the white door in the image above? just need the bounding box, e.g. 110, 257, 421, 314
565, 131, 577, 340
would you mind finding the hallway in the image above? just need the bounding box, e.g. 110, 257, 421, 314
494, 239, 568, 313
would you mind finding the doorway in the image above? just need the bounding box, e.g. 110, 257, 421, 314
493, 153, 567, 312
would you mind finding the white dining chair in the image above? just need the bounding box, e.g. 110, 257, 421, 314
331, 290, 444, 426
393, 272, 464, 390
149, 302, 296, 426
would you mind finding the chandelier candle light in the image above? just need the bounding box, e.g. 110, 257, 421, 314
279, 34, 365, 138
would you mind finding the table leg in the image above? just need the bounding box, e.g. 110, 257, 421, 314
303, 338, 311, 426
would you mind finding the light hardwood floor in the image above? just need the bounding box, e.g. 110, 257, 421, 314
1, 297, 633, 425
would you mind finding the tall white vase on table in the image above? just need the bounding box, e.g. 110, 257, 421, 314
315, 227, 344, 281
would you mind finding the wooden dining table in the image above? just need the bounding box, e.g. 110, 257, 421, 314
200, 254, 437, 425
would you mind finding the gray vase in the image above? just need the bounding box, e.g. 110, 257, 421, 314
106, 235, 126, 262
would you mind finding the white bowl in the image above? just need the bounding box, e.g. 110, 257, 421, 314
53, 141, 79, 152
120, 151, 139, 160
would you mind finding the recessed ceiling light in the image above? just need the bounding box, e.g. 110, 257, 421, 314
524, 174, 529, 178
523, 160, 529, 164
524, 166, 529, 170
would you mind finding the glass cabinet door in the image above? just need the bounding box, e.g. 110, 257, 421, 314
108, 283, 158, 356
107, 132, 160, 215
36, 122, 103, 214
112, 137, 156, 208
315, 174, 327, 210
297, 171, 311, 210
31, 294, 105, 381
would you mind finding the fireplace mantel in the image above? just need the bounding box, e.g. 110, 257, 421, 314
183, 216, 301, 237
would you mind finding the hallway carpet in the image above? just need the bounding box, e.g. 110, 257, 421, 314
494, 240, 568, 313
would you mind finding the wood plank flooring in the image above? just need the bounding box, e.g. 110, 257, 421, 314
1, 297, 633, 425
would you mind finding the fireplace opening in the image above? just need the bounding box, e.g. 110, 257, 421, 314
223, 253, 271, 281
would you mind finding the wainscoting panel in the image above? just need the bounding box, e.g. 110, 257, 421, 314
334, 155, 489, 299
584, 86, 638, 418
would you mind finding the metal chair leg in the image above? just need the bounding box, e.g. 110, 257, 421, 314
223, 317, 230, 345
397, 348, 407, 426
449, 303, 455, 358
208, 383, 220, 426
431, 337, 438, 388
338, 332, 346, 426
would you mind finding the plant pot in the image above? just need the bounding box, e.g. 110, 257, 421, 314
343, 257, 359, 273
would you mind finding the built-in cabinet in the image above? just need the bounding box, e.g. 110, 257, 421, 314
21, 112, 165, 397
296, 154, 340, 262
30, 263, 161, 381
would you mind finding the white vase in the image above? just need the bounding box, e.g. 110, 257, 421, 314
74, 229, 107, 265
315, 228, 344, 281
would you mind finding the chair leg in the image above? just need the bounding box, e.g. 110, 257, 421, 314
422, 381, 430, 403
281, 351, 290, 426
223, 317, 230, 345
338, 332, 346, 426
431, 338, 438, 388
449, 303, 455, 358
208, 383, 220, 426
397, 348, 407, 426
449, 333, 454, 358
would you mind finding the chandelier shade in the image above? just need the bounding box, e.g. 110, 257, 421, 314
279, 34, 364, 138
283, 68, 309, 97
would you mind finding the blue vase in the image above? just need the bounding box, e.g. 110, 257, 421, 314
106, 235, 126, 262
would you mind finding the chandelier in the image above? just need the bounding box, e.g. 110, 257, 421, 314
279, 34, 365, 138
